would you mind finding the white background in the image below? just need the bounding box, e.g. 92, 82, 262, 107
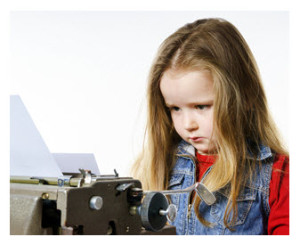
10, 11, 289, 176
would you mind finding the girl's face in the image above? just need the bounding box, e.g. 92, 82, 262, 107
160, 69, 217, 155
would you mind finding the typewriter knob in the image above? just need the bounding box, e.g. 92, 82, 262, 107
89, 196, 103, 210
139, 192, 169, 232
159, 203, 177, 223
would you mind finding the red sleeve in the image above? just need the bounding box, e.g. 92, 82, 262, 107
268, 154, 289, 235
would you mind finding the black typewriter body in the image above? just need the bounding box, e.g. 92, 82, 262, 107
10, 171, 176, 235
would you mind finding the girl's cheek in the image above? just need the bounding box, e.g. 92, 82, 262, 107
172, 119, 180, 134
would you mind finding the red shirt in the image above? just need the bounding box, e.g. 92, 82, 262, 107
196, 152, 289, 235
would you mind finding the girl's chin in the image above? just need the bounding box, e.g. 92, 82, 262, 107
193, 144, 216, 155
196, 149, 209, 155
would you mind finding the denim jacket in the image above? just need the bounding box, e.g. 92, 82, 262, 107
168, 140, 274, 235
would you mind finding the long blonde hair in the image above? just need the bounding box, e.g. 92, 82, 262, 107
131, 18, 287, 227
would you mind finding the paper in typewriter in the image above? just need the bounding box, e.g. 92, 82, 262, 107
10, 95, 100, 177
52, 153, 100, 175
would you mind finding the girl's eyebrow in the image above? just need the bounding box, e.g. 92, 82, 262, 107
166, 100, 214, 107
165, 102, 174, 107
193, 100, 214, 105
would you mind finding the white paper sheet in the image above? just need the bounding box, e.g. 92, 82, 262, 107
53, 153, 100, 175
10, 95, 101, 178
10, 95, 63, 177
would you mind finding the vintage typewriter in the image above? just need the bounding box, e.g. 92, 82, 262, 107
10, 169, 177, 235
9, 95, 176, 235
10, 95, 215, 235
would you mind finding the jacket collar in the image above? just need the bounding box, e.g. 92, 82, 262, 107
177, 140, 196, 156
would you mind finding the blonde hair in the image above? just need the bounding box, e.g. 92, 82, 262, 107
131, 18, 288, 228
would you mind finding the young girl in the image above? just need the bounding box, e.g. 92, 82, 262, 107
131, 18, 289, 235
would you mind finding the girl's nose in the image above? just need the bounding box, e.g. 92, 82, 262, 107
183, 113, 198, 131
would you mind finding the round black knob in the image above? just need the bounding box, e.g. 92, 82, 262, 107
140, 192, 169, 232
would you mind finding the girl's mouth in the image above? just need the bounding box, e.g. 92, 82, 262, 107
189, 137, 204, 142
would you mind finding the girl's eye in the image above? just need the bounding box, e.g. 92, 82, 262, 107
169, 106, 180, 111
196, 105, 209, 110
